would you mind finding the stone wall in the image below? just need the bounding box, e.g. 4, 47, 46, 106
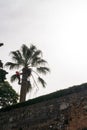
0, 85, 87, 130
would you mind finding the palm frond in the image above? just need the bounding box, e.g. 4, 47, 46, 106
11, 74, 18, 83
38, 77, 46, 87
31, 74, 39, 88
10, 51, 19, 61
31, 57, 41, 66
21, 44, 38, 66
10, 50, 18, 57
32, 50, 42, 59
5, 62, 20, 70
36, 59, 47, 65
37, 67, 50, 75
26, 81, 32, 93
31, 57, 47, 66
27, 44, 36, 59
16, 50, 23, 60
11, 51, 23, 64
25, 48, 33, 66
21, 44, 28, 58
30, 44, 36, 52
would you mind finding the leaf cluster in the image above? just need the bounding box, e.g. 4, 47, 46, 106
0, 81, 18, 108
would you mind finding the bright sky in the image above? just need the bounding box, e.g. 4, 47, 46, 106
0, 0, 87, 99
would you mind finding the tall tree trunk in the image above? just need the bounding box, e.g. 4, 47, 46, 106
20, 68, 28, 102
20, 80, 27, 102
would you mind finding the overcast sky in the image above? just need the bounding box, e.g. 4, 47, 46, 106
0, 0, 87, 99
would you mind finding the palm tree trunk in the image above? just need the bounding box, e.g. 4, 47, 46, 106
20, 80, 27, 102
20, 68, 28, 102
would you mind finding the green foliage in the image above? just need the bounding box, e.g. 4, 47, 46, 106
0, 69, 8, 83
0, 81, 18, 108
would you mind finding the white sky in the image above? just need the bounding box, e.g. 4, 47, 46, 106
0, 0, 87, 99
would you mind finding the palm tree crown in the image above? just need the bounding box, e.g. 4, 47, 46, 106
5, 44, 50, 102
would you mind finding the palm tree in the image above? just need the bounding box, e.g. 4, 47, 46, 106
5, 44, 50, 102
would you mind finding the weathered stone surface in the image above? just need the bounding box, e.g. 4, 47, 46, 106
0, 84, 87, 130
60, 102, 69, 110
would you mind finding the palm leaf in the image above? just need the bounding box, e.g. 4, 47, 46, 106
21, 44, 29, 59
37, 67, 50, 74
5, 62, 20, 70
32, 50, 42, 59
16, 50, 23, 62
31, 57, 47, 66
30, 44, 36, 52
31, 57, 41, 66
26, 81, 32, 93
38, 77, 46, 87
11, 51, 20, 61
28, 44, 36, 58
11, 51, 23, 64
11, 74, 18, 83
36, 59, 47, 65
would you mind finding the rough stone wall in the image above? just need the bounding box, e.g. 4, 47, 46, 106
0, 90, 87, 130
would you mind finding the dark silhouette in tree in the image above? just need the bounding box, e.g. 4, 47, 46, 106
0, 69, 8, 83
0, 61, 8, 83
0, 60, 3, 68
0, 43, 4, 47
5, 44, 50, 102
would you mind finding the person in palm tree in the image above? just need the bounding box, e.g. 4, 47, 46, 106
16, 68, 31, 85
16, 71, 21, 85
5, 44, 50, 102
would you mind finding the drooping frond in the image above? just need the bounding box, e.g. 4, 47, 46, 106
26, 81, 32, 93
31, 74, 39, 89
5, 62, 20, 70
37, 67, 50, 75
38, 77, 46, 87
31, 57, 47, 67
11, 74, 18, 83
35, 59, 47, 65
